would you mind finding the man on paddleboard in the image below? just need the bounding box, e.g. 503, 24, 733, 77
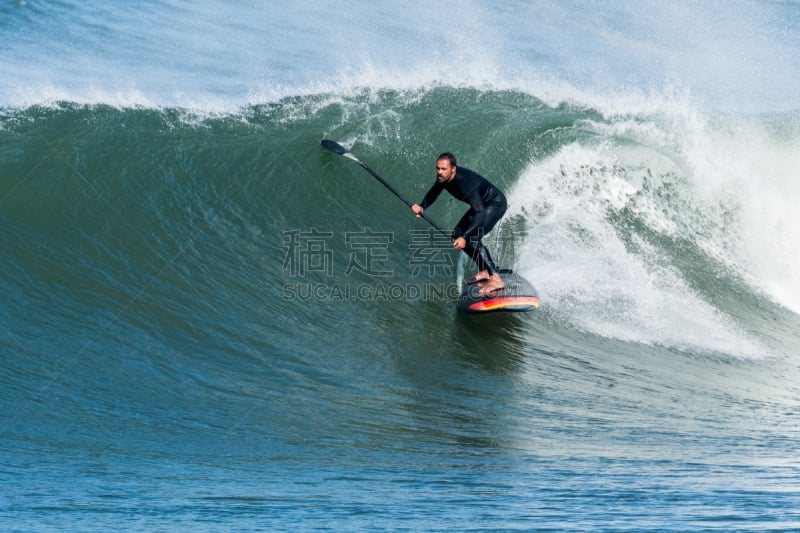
411, 153, 507, 296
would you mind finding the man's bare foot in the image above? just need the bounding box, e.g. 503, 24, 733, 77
467, 270, 491, 285
479, 273, 505, 296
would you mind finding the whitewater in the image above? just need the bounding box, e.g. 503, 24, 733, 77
3, 1, 800, 530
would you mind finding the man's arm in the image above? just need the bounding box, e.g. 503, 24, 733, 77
459, 186, 487, 240
411, 181, 444, 217
419, 181, 444, 210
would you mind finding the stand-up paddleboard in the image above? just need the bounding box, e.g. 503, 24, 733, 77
321, 139, 540, 314
459, 269, 540, 313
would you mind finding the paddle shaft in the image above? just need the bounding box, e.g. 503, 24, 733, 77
322, 140, 451, 240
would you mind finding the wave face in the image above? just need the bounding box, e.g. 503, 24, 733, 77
3, 1, 800, 530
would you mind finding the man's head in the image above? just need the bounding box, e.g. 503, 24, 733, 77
436, 152, 457, 183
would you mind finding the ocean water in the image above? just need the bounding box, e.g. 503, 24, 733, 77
3, 1, 800, 530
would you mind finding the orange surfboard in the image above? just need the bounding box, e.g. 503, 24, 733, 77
458, 269, 540, 313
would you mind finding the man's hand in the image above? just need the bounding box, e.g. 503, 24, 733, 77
453, 237, 466, 250
411, 204, 424, 218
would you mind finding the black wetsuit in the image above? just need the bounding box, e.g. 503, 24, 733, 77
419, 167, 507, 275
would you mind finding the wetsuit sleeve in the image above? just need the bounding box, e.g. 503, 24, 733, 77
459, 187, 486, 240
419, 181, 444, 209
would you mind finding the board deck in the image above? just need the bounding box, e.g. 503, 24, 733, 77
458, 269, 540, 313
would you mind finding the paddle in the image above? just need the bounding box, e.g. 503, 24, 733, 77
321, 139, 451, 239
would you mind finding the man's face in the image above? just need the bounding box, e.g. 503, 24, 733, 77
436, 159, 456, 183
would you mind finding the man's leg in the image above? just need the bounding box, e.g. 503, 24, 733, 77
474, 198, 508, 294
455, 199, 508, 293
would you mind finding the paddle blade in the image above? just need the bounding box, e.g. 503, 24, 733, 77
321, 139, 349, 156
322, 139, 362, 164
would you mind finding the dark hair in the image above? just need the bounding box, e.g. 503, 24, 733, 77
437, 152, 457, 167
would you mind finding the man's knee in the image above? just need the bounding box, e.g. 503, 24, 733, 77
467, 235, 484, 249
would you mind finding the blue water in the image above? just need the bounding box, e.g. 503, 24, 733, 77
3, 1, 800, 530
